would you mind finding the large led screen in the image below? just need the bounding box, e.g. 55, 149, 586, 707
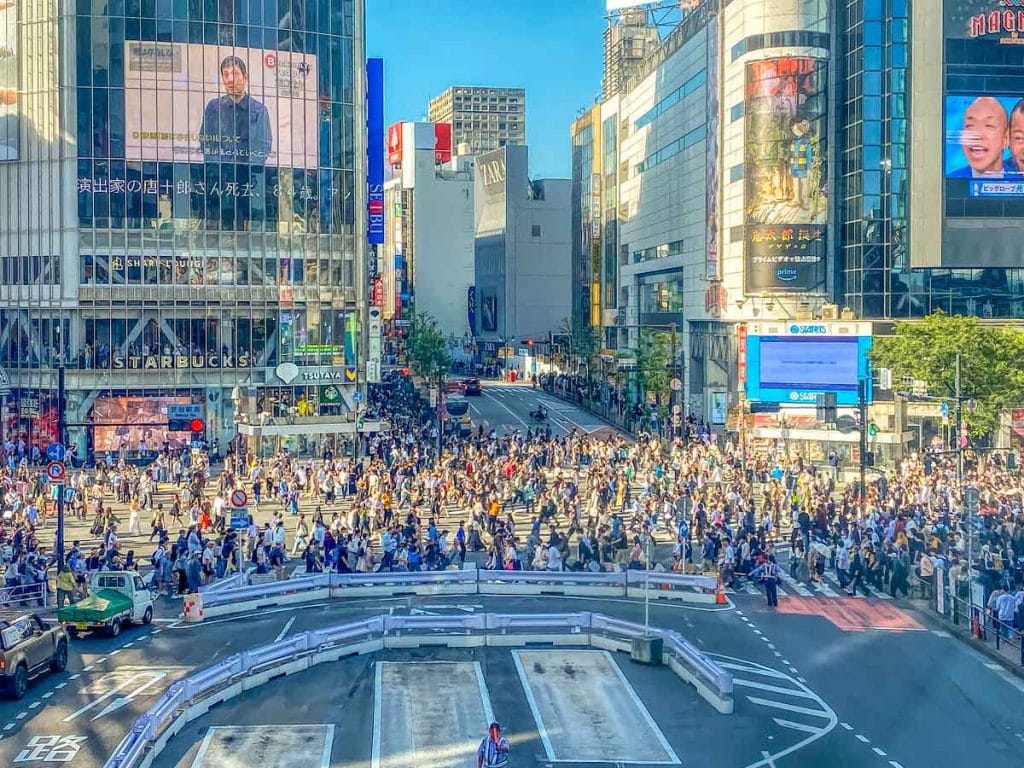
123, 42, 319, 169
92, 396, 194, 453
945, 94, 1024, 195
758, 337, 859, 391
744, 332, 872, 406
743, 57, 828, 293
0, 0, 17, 161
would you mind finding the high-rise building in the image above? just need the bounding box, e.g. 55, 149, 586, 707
602, 6, 661, 99
427, 86, 526, 157
0, 0, 369, 460
474, 146, 571, 344
382, 122, 475, 338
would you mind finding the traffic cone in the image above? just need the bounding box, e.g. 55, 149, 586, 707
715, 577, 728, 605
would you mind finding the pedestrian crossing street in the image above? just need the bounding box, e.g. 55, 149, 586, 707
727, 546, 894, 601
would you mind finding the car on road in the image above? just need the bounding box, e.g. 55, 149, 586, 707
462, 377, 482, 396
445, 396, 474, 436
0, 612, 69, 699
57, 571, 154, 638
444, 378, 465, 394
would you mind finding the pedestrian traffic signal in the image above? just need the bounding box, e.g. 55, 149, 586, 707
168, 418, 189, 431
867, 422, 879, 437
189, 418, 205, 433
863, 451, 875, 467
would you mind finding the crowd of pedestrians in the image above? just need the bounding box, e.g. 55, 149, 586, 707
0, 369, 1022, 646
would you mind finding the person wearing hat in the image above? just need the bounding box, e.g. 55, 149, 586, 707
477, 722, 510, 768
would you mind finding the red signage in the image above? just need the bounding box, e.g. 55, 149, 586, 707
371, 277, 384, 307
970, 9, 1024, 38
704, 283, 727, 318
387, 122, 403, 166
434, 122, 452, 164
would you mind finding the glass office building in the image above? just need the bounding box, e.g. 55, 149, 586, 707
0, 0, 365, 459
839, 0, 1024, 319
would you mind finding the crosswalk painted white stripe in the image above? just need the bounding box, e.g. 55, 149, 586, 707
777, 569, 814, 597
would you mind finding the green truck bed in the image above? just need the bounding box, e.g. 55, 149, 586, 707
57, 589, 132, 624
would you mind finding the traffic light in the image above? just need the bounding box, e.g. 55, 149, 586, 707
867, 422, 879, 437
401, 367, 410, 376
863, 451, 875, 467
167, 418, 189, 431
189, 418, 205, 434
526, 338, 533, 346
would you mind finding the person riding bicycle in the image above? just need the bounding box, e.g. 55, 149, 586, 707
478, 722, 511, 768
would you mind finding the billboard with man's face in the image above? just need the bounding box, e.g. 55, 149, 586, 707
934, 0, 1024, 266
0, 0, 18, 161
123, 42, 319, 168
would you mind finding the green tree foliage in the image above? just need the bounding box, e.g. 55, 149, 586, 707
557, 318, 600, 369
637, 329, 672, 405
870, 311, 1024, 439
407, 311, 452, 382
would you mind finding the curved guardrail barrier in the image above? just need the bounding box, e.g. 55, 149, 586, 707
195, 569, 722, 618
104, 611, 733, 768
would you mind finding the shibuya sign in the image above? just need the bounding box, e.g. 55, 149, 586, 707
111, 353, 252, 370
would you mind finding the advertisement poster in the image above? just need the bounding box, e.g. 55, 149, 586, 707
92, 396, 193, 453
0, 0, 17, 161
481, 295, 498, 332
366, 58, 385, 244
744, 57, 828, 293
123, 42, 319, 168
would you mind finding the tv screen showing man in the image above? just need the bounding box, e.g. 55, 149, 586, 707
948, 96, 1009, 178
200, 55, 272, 165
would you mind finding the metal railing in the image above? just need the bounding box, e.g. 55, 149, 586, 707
197, 568, 721, 617
932, 568, 1024, 667
104, 611, 732, 768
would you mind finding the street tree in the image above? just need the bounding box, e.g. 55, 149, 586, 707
406, 311, 452, 384
869, 311, 1024, 440
636, 329, 672, 407
556, 317, 600, 372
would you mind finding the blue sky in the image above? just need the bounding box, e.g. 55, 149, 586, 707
367, 0, 608, 178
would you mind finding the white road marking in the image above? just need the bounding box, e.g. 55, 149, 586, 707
873, 747, 887, 756
274, 617, 296, 643
773, 718, 823, 734
15, 712, 27, 719
3, 723, 14, 731
64, 670, 168, 722
840, 722, 853, 730
855, 734, 870, 743
777, 570, 813, 597
733, 679, 816, 699
28, 703, 40, 710
718, 662, 790, 680
890, 762, 904, 768
746, 697, 833, 719
192, 725, 334, 768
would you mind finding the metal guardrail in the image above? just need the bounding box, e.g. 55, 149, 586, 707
104, 611, 732, 768
0, 581, 48, 607
197, 569, 720, 615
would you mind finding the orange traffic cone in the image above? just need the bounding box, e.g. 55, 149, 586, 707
715, 577, 728, 605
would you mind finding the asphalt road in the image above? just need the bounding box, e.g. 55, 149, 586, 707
1, 589, 1022, 768
467, 383, 620, 438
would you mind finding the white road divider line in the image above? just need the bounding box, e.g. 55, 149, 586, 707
274, 616, 296, 643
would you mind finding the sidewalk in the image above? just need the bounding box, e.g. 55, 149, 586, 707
908, 591, 1024, 676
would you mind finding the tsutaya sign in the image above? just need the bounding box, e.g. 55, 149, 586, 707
111, 353, 251, 370
274, 363, 356, 384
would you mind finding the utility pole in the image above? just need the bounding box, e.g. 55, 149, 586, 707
670, 322, 678, 438
955, 353, 963, 486
858, 376, 868, 518
56, 364, 66, 570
